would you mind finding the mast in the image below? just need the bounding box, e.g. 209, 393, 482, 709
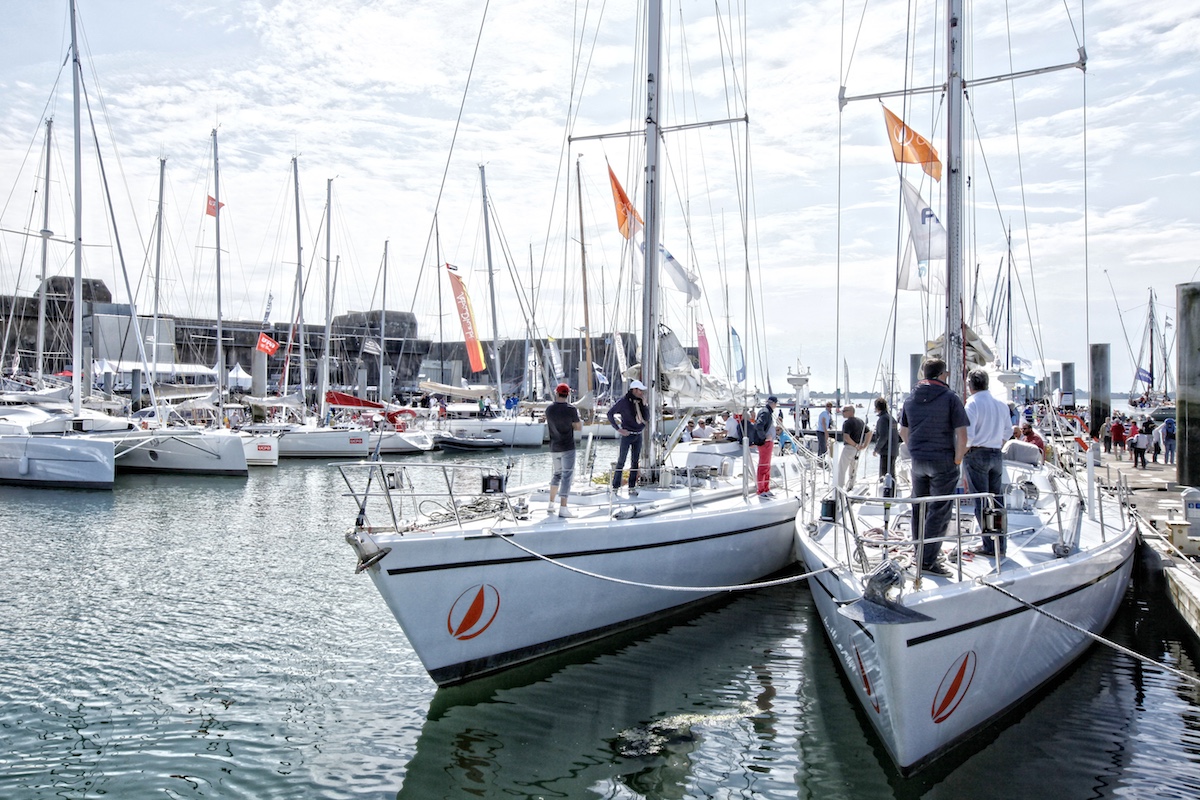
212, 129, 225, 421
152, 156, 165, 385
319, 177, 332, 423
478, 164, 503, 401
290, 156, 306, 408
35, 118, 52, 384
70, 0, 83, 415
642, 0, 664, 461
575, 156, 596, 401
944, 0, 966, 396
380, 240, 388, 401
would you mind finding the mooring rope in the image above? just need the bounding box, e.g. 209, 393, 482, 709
980, 580, 1200, 687
487, 530, 835, 592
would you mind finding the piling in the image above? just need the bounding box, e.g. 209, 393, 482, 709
252, 349, 267, 397
1062, 362, 1076, 407
1179, 282, 1199, 488
1090, 344, 1111, 439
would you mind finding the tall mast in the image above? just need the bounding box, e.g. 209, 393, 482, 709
35, 118, 53, 384
479, 164, 503, 400
575, 156, 596, 401
319, 177, 332, 422
642, 0, 664, 461
290, 156, 306, 407
70, 0, 83, 415
944, 0, 966, 396
152, 156, 165, 385
212, 129, 225, 420
380, 240, 388, 400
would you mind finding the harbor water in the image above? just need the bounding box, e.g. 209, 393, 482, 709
2, 443, 1200, 799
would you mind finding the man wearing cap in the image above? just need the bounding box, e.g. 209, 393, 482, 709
545, 383, 582, 516
753, 396, 779, 497
816, 401, 834, 459
608, 379, 648, 495
837, 405, 871, 490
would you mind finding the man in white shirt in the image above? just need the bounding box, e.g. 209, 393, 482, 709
963, 369, 1014, 557
721, 410, 741, 442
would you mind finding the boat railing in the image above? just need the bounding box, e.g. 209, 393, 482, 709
825, 486, 1006, 581
335, 459, 539, 534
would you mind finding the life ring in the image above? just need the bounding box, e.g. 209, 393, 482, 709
396, 420, 408, 432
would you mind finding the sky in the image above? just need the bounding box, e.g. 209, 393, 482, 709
0, 0, 1196, 397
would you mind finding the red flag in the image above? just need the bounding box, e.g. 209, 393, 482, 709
697, 323, 710, 374
607, 164, 643, 240
256, 332, 279, 355
445, 263, 487, 373
206, 195, 225, 217
881, 106, 942, 182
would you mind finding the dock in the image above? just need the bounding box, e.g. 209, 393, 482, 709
1091, 449, 1200, 638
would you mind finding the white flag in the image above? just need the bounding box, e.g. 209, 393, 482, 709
897, 177, 947, 294
901, 177, 947, 262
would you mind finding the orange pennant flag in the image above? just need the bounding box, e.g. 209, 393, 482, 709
882, 106, 942, 182
206, 195, 225, 217
607, 164, 644, 240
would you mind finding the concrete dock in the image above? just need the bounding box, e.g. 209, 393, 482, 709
1091, 448, 1200, 638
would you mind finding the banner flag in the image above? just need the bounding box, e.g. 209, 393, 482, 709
445, 262, 487, 373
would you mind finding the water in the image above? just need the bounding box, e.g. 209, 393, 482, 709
2, 446, 1200, 799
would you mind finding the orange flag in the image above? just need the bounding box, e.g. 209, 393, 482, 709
445, 263, 487, 373
882, 106, 942, 182
607, 164, 643, 240
206, 195, 225, 217
255, 332, 279, 355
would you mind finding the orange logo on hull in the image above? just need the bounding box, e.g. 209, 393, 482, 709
932, 651, 977, 723
854, 646, 881, 713
447, 584, 501, 640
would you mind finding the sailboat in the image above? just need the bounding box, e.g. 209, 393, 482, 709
0, 98, 115, 489
795, 0, 1137, 774
79, 129, 247, 477
338, 0, 807, 687
241, 167, 368, 459
1126, 288, 1175, 420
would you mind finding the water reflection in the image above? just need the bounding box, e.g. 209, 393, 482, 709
398, 587, 811, 799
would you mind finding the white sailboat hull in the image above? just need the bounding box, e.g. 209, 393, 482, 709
95, 429, 249, 476
240, 432, 280, 466
243, 424, 370, 458
440, 417, 547, 447
796, 465, 1137, 773
365, 492, 798, 685
369, 429, 434, 454
0, 434, 115, 489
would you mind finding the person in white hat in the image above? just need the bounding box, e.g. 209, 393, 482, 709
607, 379, 648, 495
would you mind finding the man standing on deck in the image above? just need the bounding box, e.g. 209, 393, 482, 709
963, 369, 1012, 557
900, 358, 968, 576
816, 401, 834, 460
608, 380, 648, 495
837, 405, 871, 490
753, 396, 779, 497
545, 383, 582, 517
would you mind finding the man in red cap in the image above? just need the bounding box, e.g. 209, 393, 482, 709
545, 382, 582, 516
